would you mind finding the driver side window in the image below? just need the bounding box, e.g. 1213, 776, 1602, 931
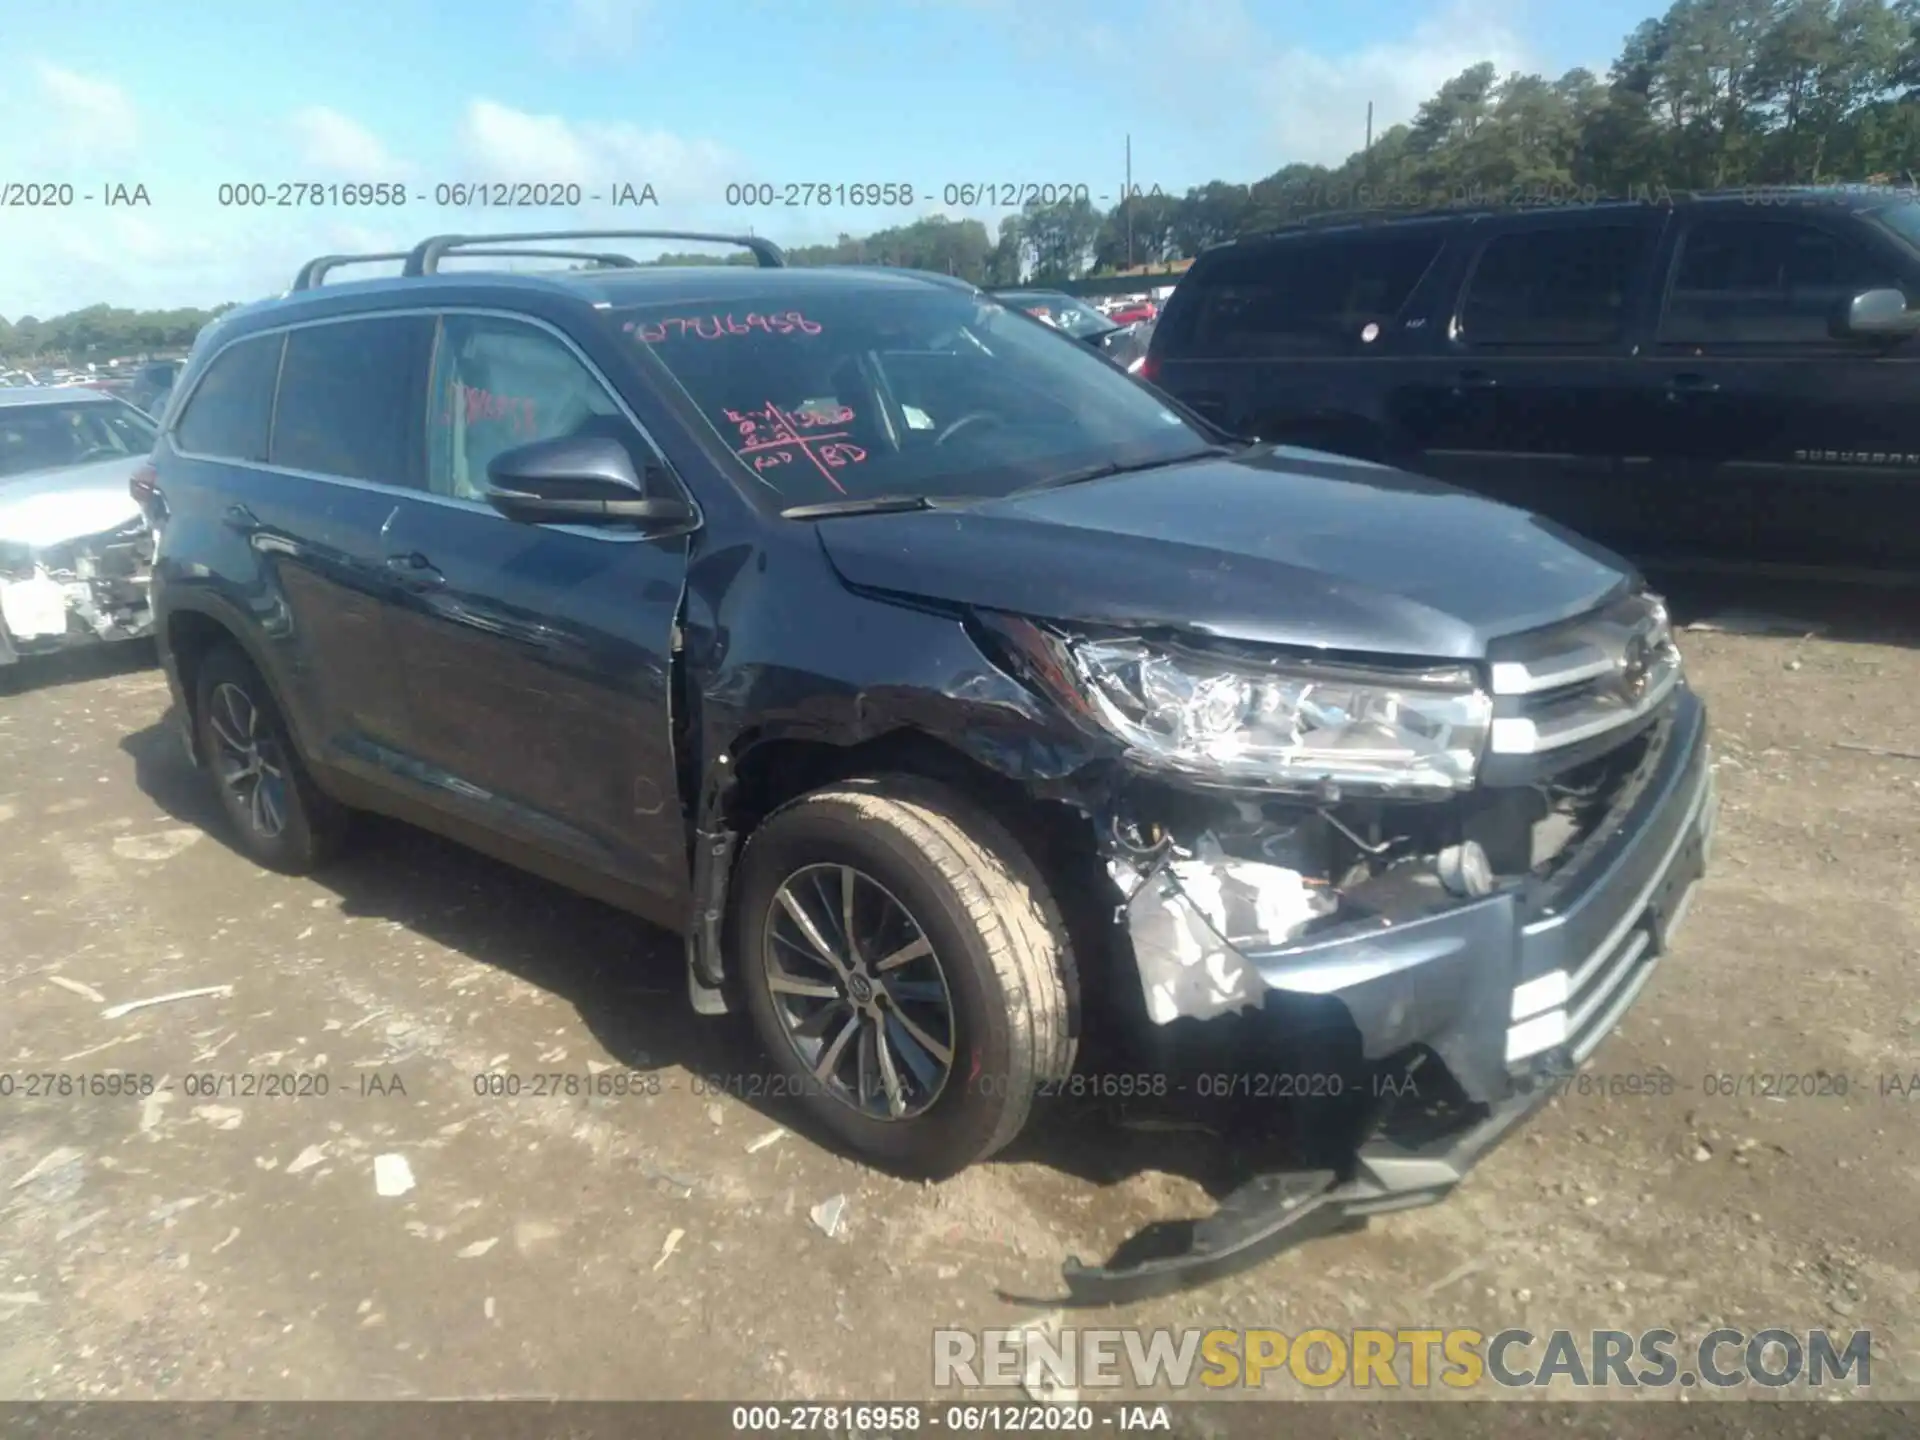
427, 315, 650, 501
1657, 217, 1908, 349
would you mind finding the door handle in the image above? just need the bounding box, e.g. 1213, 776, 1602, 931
1449, 370, 1498, 398
385, 551, 445, 586
1665, 372, 1721, 399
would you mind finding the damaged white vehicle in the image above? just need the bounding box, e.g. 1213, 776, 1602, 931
0, 387, 160, 669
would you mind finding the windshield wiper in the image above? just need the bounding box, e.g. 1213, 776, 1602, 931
1010, 445, 1237, 497
781, 494, 946, 519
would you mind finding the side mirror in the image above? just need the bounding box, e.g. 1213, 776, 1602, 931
484, 435, 696, 531
1840, 287, 1920, 338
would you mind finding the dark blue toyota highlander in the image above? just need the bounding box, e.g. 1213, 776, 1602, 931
139, 229, 1717, 1302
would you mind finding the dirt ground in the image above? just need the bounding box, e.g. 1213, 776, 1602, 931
0, 575, 1916, 1410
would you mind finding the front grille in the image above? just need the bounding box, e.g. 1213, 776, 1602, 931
1486, 590, 1680, 757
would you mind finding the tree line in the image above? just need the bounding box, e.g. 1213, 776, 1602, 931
660, 0, 1920, 282
7, 0, 1917, 361
0, 304, 237, 368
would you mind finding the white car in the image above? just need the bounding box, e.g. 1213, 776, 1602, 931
0, 387, 158, 670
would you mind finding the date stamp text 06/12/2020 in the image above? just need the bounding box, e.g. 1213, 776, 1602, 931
8, 179, 1176, 212
4, 1065, 1917, 1107
211, 182, 661, 209
721, 182, 1167, 209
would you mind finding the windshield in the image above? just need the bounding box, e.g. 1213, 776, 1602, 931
609, 286, 1211, 508
999, 292, 1117, 339
0, 400, 157, 480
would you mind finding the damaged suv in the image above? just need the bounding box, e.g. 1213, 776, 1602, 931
145, 230, 1717, 1301
0, 387, 160, 671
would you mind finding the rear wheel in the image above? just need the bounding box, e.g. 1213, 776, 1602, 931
731, 777, 1078, 1178
193, 643, 349, 874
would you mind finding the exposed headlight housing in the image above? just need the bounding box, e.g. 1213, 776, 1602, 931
990, 617, 1492, 797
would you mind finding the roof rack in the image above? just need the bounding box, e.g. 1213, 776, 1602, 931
291, 247, 651, 292
402, 230, 785, 278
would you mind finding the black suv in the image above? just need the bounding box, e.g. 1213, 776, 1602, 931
1146, 188, 1920, 581
143, 229, 1716, 1301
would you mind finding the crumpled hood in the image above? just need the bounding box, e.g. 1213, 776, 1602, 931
814, 446, 1635, 659
0, 456, 147, 549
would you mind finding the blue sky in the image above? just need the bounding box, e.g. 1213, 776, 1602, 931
1, 0, 1657, 319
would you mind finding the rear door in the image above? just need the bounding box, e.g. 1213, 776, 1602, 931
377, 311, 694, 918
252, 314, 436, 783
1641, 207, 1920, 574
160, 323, 422, 773
1397, 210, 1672, 549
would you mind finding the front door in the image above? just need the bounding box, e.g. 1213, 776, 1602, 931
379, 311, 695, 918
1641, 208, 1920, 574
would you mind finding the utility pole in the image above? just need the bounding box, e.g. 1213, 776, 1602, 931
1125, 133, 1134, 269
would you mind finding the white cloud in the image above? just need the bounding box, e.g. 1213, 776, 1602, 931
34, 62, 138, 161
1258, 0, 1535, 163
290, 107, 410, 177
0, 207, 409, 318
1079, 0, 1536, 170
458, 100, 737, 210
546, 0, 653, 62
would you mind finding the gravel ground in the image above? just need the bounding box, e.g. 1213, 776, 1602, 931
0, 578, 1915, 1414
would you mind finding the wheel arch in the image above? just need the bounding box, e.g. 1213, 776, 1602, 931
162, 599, 311, 769
708, 726, 1113, 996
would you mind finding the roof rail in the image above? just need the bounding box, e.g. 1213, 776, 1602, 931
1230, 194, 1673, 242
402, 230, 785, 277
292, 247, 650, 292
291, 252, 411, 291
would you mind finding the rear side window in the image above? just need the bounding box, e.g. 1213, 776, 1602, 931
270, 316, 435, 485
173, 333, 282, 461
1458, 224, 1652, 347
1171, 231, 1444, 357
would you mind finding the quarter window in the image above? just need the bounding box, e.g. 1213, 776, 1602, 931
1178, 232, 1444, 356
426, 315, 650, 502
172, 333, 282, 462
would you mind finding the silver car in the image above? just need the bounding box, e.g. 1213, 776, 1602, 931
0, 387, 159, 669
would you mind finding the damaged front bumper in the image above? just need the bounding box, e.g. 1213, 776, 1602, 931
0, 521, 156, 665
1064, 687, 1717, 1303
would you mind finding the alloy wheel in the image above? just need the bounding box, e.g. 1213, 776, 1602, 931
761, 863, 956, 1121
207, 681, 290, 840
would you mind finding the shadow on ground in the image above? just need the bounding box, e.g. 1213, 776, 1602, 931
113, 564, 1872, 1298
1652, 569, 1920, 649
0, 637, 158, 696
118, 711, 1310, 1292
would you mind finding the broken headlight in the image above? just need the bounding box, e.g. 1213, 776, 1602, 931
996, 618, 1492, 796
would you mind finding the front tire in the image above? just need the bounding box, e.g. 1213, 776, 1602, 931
731, 777, 1079, 1178
193, 643, 349, 874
